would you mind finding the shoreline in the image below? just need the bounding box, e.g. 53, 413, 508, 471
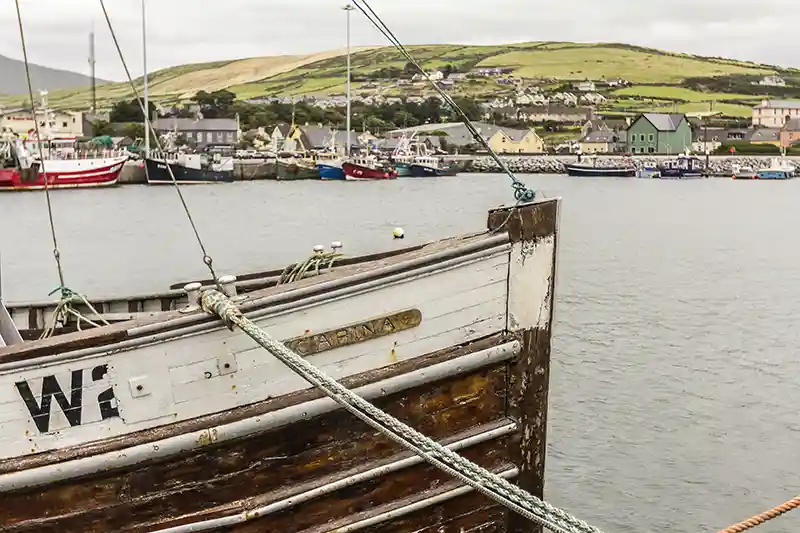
464, 155, 800, 176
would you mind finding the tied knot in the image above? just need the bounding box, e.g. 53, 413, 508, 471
200, 289, 242, 331
511, 180, 536, 203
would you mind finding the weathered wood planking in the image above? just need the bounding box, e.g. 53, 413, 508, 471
3, 363, 512, 532
0, 246, 509, 458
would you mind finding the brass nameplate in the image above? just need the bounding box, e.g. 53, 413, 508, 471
283, 309, 422, 356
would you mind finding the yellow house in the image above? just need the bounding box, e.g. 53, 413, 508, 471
486, 127, 544, 154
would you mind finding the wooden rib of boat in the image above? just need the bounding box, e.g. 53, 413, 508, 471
0, 198, 559, 533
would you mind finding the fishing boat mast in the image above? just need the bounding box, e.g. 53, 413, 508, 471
141, 0, 149, 156
343, 4, 354, 157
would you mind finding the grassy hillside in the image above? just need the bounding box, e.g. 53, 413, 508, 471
0, 41, 793, 119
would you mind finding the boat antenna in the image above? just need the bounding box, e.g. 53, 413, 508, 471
350, 0, 536, 203
98, 0, 220, 285
13, 0, 65, 291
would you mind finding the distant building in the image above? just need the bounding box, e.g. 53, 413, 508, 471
0, 108, 92, 139
627, 113, 692, 154
579, 129, 626, 154
572, 80, 596, 92
386, 121, 543, 153
152, 117, 239, 146
580, 118, 631, 138
756, 75, 786, 87
752, 99, 800, 128
517, 105, 592, 124
780, 119, 800, 148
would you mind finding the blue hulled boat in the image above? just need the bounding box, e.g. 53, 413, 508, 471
317, 163, 344, 180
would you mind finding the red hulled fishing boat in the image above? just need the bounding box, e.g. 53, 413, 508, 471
0, 137, 126, 191
343, 154, 397, 180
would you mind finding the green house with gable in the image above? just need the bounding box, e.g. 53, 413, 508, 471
626, 113, 692, 154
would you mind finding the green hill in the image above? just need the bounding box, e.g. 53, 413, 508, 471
0, 41, 793, 119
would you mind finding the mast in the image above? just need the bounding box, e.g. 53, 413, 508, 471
88, 29, 97, 114
343, 4, 354, 157
142, 0, 149, 155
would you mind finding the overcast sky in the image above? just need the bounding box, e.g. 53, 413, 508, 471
0, 0, 793, 81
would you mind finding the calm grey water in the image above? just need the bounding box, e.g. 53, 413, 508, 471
1, 174, 799, 532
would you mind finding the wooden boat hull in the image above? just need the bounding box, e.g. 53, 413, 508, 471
0, 199, 560, 533
145, 158, 234, 184
343, 162, 397, 180
276, 160, 320, 180
0, 158, 125, 190
564, 163, 635, 177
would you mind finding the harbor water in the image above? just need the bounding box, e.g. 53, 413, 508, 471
1, 174, 799, 532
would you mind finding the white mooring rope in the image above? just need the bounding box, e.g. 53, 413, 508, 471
200, 289, 604, 533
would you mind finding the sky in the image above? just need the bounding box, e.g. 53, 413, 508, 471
0, 0, 794, 81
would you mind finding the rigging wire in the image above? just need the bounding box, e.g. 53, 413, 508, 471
13, 0, 66, 290
350, 0, 536, 203
97, 0, 219, 284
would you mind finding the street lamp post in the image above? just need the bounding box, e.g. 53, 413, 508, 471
343, 4, 354, 157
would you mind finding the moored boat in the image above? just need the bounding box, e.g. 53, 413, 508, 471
343, 154, 397, 180
393, 161, 413, 177
0, 198, 561, 533
564, 162, 636, 177
0, 137, 125, 190
658, 155, 705, 179
277, 158, 321, 180
409, 155, 459, 177
636, 166, 661, 178
756, 157, 795, 179
732, 164, 758, 180
145, 153, 234, 184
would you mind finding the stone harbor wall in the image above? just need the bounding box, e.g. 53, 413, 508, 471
467, 155, 800, 176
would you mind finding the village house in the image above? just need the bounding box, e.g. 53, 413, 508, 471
517, 105, 592, 124
286, 124, 375, 153
579, 129, 626, 154
756, 75, 786, 87
386, 121, 543, 153
580, 92, 607, 105
780, 119, 800, 148
411, 70, 444, 82
580, 118, 631, 138
471, 67, 513, 77
448, 73, 468, 81
515, 93, 548, 106
572, 80, 596, 92
752, 100, 800, 128
627, 113, 692, 154
0, 108, 93, 139
550, 92, 578, 106
152, 117, 239, 146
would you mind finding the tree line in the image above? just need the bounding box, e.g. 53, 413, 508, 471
92, 89, 486, 139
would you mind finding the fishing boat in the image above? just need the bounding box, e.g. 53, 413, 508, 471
409, 155, 459, 177
276, 157, 321, 180
315, 152, 345, 180
145, 153, 234, 184
636, 166, 661, 178
756, 157, 795, 180
0, 136, 125, 190
343, 154, 397, 180
732, 164, 758, 180
0, 195, 561, 532
563, 162, 636, 177
658, 155, 705, 179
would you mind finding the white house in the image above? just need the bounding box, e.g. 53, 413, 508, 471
572, 80, 596, 92
756, 75, 786, 87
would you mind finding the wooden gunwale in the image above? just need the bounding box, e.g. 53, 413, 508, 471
0, 332, 515, 475
0, 232, 509, 366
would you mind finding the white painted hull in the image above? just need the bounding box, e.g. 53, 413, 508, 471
39, 156, 129, 173
0, 240, 515, 457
